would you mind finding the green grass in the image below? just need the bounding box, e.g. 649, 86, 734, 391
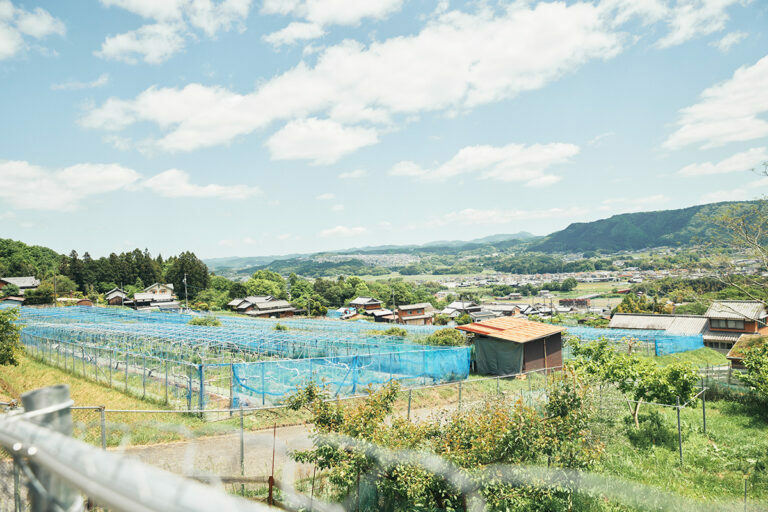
595, 391, 768, 507
646, 347, 728, 368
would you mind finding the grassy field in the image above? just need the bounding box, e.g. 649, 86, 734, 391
650, 347, 728, 367
594, 388, 768, 508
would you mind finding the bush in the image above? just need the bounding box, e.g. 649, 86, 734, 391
187, 316, 221, 327
454, 313, 472, 325
624, 410, 679, 450
274, 323, 289, 331
367, 326, 408, 337
424, 328, 466, 346
432, 314, 451, 326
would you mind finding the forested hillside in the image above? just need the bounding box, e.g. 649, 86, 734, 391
0, 239, 61, 277
531, 201, 746, 252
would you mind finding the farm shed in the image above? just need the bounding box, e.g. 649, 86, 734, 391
726, 334, 766, 369
456, 317, 564, 376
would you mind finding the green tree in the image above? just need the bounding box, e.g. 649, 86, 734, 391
569, 338, 699, 427
0, 307, 22, 366
560, 277, 578, 292
1, 283, 20, 297
165, 251, 210, 300
738, 343, 768, 403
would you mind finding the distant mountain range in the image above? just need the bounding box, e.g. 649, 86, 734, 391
205, 232, 536, 272
206, 201, 752, 276
530, 201, 744, 252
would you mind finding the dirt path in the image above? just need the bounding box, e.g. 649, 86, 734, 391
117, 402, 460, 484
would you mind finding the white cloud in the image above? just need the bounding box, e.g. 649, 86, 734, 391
678, 147, 768, 176
701, 177, 768, 203
263, 21, 324, 47
319, 225, 366, 237
0, 160, 140, 211
0, 2, 64, 60
262, 0, 403, 27
51, 73, 110, 91
338, 169, 367, 179
710, 30, 747, 53
316, 192, 334, 200
82, 1, 623, 153
0, 160, 259, 210
96, 23, 186, 64
96, 0, 252, 63
655, 0, 742, 49
600, 0, 745, 48
426, 207, 590, 228
143, 169, 261, 199
389, 142, 579, 186
664, 54, 768, 150
266, 118, 378, 164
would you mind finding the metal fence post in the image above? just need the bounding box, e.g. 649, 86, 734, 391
229, 362, 234, 416
165, 361, 169, 405
407, 389, 412, 420
13, 461, 20, 512
20, 385, 81, 511
142, 356, 147, 399
702, 389, 707, 434
108, 350, 112, 388
199, 364, 205, 415
100, 406, 107, 450
82, 346, 86, 376
240, 405, 245, 496
676, 396, 683, 465
124, 352, 128, 393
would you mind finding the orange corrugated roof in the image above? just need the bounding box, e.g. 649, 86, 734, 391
456, 317, 565, 343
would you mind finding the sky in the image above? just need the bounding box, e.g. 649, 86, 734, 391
1, 0, 768, 259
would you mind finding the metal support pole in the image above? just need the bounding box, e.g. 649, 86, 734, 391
496, 376, 500, 395
142, 356, 146, 399
13, 461, 20, 512
99, 406, 106, 450
676, 396, 683, 465
20, 385, 82, 511
94, 348, 98, 382
458, 381, 462, 411
187, 372, 192, 411
407, 389, 412, 420
82, 347, 86, 377
229, 363, 234, 416
199, 364, 205, 414
165, 361, 169, 405
124, 352, 128, 393
239, 405, 245, 496
702, 390, 707, 434
108, 351, 112, 388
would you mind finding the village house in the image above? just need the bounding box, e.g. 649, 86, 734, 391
228, 295, 275, 313
703, 300, 768, 353
349, 297, 383, 312
0, 276, 40, 295
395, 303, 434, 325
440, 300, 481, 318
245, 299, 298, 319
457, 317, 563, 376
127, 284, 180, 311
104, 287, 128, 306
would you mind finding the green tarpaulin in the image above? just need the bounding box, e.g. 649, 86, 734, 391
475, 337, 523, 376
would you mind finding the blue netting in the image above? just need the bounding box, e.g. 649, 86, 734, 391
12, 305, 468, 408
653, 335, 704, 355
564, 326, 704, 356
231, 347, 471, 405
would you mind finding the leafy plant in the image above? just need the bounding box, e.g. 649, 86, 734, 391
187, 316, 221, 327
0, 307, 22, 366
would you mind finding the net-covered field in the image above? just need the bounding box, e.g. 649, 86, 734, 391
9, 305, 470, 410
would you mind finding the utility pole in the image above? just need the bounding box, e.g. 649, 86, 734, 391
183, 273, 188, 310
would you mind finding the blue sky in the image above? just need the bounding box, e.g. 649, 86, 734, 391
1, 0, 767, 259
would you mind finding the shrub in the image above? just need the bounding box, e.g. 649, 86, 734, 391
274, 323, 289, 331
424, 328, 466, 346
187, 316, 221, 327
624, 410, 679, 450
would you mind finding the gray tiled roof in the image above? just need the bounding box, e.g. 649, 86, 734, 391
705, 301, 766, 321
1, 276, 40, 288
